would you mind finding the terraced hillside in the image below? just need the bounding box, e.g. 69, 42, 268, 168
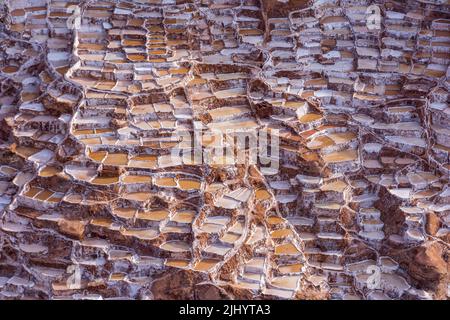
0, 0, 448, 300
